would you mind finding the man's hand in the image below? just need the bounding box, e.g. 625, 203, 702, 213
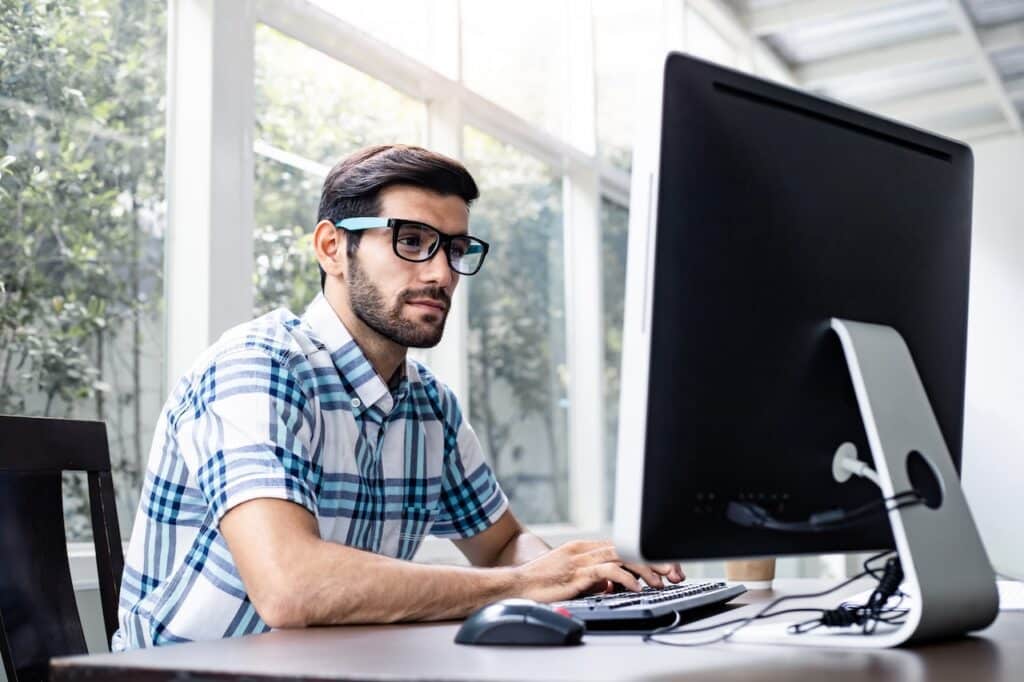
512, 540, 685, 603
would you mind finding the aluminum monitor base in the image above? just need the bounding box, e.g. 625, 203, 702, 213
732, 318, 998, 648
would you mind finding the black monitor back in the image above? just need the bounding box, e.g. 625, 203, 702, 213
639, 54, 972, 560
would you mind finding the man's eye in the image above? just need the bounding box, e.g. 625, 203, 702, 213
398, 236, 422, 247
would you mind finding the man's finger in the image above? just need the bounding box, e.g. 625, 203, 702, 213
579, 578, 613, 595
649, 563, 686, 583
624, 563, 664, 588
587, 564, 641, 593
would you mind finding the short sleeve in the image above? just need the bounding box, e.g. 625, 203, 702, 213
179, 348, 319, 524
431, 408, 509, 539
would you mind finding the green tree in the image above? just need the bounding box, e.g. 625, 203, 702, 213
600, 198, 629, 521
250, 25, 574, 521
464, 128, 569, 523
1, 4, 584, 539
0, 0, 166, 537
251, 23, 425, 316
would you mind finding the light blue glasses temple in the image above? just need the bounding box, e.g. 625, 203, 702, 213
335, 217, 392, 231
335, 217, 484, 255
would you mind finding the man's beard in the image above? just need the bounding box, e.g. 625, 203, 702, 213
347, 256, 450, 348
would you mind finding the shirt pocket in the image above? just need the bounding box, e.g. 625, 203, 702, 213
397, 505, 437, 560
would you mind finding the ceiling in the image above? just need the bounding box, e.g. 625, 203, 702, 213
728, 0, 1024, 141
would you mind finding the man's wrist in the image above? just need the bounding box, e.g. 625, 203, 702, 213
486, 564, 525, 602
494, 530, 550, 567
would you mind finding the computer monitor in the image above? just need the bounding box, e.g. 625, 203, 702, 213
613, 52, 977, 564
613, 52, 998, 646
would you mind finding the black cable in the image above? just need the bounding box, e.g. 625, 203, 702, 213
727, 489, 923, 534
788, 554, 907, 635
642, 489, 928, 647
643, 551, 894, 647
839, 491, 921, 522
831, 491, 918, 521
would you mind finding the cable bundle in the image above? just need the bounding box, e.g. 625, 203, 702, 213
643, 550, 910, 647
788, 555, 909, 635
642, 488, 924, 647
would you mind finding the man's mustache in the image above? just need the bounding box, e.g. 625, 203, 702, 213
401, 287, 451, 308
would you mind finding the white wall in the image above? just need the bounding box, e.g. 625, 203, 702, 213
962, 135, 1024, 579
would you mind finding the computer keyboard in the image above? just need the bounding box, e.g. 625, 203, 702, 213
553, 580, 747, 622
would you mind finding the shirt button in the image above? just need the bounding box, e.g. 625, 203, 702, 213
350, 398, 361, 408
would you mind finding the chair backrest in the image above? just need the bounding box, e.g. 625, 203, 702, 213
0, 416, 124, 682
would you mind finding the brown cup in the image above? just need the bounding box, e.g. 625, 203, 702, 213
724, 558, 776, 589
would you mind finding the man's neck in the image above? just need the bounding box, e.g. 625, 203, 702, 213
322, 294, 406, 384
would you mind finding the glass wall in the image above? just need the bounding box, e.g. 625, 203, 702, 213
0, 0, 789, 545
252, 24, 426, 316
686, 5, 739, 67
460, 2, 569, 139
600, 198, 630, 520
593, 0, 662, 172
0, 0, 167, 539
242, 2, 772, 528
463, 127, 570, 524
307, 0, 434, 71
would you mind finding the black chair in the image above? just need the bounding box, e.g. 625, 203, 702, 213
0, 416, 124, 682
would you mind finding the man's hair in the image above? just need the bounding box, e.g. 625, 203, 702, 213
316, 144, 480, 289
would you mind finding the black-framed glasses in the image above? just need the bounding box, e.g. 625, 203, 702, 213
335, 217, 490, 276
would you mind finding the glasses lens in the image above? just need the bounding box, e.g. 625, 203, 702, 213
394, 223, 439, 262
448, 237, 484, 274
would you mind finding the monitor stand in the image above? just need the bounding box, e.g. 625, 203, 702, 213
732, 318, 998, 648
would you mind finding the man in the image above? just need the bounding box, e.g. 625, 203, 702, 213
113, 144, 683, 649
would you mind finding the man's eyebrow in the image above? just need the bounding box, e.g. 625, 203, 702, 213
430, 222, 469, 236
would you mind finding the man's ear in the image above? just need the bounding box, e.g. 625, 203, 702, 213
313, 219, 346, 282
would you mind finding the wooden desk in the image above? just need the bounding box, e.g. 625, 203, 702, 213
51, 579, 1022, 681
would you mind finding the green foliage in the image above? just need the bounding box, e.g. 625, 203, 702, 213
251, 24, 425, 316
0, 7, 589, 536
252, 157, 321, 316
0, 0, 166, 537
250, 27, 574, 523
600, 199, 629, 520
464, 128, 569, 522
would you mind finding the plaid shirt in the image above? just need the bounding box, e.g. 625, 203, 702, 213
112, 294, 508, 650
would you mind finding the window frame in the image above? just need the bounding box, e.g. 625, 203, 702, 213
248, 0, 615, 534
129, 0, 799, 573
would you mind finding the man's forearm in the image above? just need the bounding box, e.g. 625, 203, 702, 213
225, 500, 641, 629
288, 539, 519, 626
492, 530, 551, 567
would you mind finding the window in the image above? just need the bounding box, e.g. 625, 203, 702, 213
463, 127, 570, 524
0, 0, 167, 540
460, 2, 569, 139
306, 0, 439, 74
686, 6, 738, 67
600, 198, 630, 520
593, 0, 662, 172
252, 24, 426, 316
0, 0, 799, 576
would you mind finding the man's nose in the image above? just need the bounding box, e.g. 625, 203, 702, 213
420, 245, 454, 288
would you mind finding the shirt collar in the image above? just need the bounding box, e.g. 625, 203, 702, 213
302, 293, 409, 414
